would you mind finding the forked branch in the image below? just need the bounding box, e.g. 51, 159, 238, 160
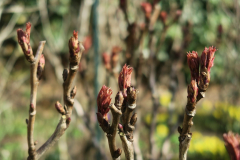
17, 22, 84, 160
97, 65, 138, 160
35, 31, 84, 159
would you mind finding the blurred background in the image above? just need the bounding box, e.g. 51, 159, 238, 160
0, 0, 239, 159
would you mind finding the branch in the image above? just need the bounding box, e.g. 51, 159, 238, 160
97, 91, 123, 160
107, 102, 122, 160
35, 115, 67, 159
34, 31, 84, 159
27, 41, 46, 160
119, 132, 134, 160
178, 47, 217, 160
119, 86, 138, 160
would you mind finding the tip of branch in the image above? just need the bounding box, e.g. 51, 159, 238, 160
73, 30, 78, 39
127, 86, 137, 107
68, 32, 82, 66
114, 91, 124, 109
26, 22, 31, 34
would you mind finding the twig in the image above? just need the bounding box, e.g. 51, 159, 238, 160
27, 41, 46, 159
97, 65, 138, 160
17, 22, 46, 159
178, 47, 217, 160
17, 22, 84, 159
97, 87, 123, 160
107, 102, 122, 160
119, 133, 134, 160
35, 31, 84, 159
119, 86, 138, 160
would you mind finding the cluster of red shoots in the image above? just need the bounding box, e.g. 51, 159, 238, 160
96, 64, 133, 125
186, 46, 217, 103
102, 46, 122, 71
223, 132, 240, 160
17, 22, 45, 79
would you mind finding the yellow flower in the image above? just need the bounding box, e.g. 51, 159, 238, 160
156, 124, 169, 137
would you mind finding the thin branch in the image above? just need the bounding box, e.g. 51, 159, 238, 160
119, 86, 138, 160
97, 91, 123, 160
178, 47, 217, 160
107, 103, 122, 160
35, 32, 84, 159
27, 41, 46, 160
36, 115, 67, 159
17, 22, 84, 159
119, 133, 134, 160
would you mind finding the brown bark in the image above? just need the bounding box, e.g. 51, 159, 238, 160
27, 41, 46, 160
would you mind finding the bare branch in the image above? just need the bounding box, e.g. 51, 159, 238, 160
107, 103, 122, 159
119, 133, 134, 160
16, 39, 46, 160
36, 115, 67, 159
119, 86, 138, 160
97, 91, 123, 159
17, 23, 84, 159
34, 32, 84, 159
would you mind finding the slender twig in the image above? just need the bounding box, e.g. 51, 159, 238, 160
107, 103, 122, 160
27, 41, 46, 160
18, 22, 84, 159
119, 86, 138, 160
178, 47, 217, 160
35, 32, 84, 159
97, 89, 123, 160
97, 66, 138, 160
119, 134, 134, 160
17, 23, 46, 160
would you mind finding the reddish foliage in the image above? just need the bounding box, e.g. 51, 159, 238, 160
118, 64, 133, 97
69, 31, 80, 57
17, 22, 32, 55
83, 36, 92, 53
102, 52, 111, 70
111, 46, 121, 68
223, 132, 240, 160
201, 46, 217, 72
97, 85, 112, 120
187, 51, 199, 82
141, 2, 152, 19
141, 2, 152, 14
